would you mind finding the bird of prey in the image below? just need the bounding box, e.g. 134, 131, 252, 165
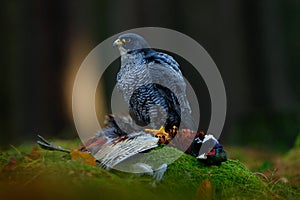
37, 33, 227, 184
113, 33, 195, 143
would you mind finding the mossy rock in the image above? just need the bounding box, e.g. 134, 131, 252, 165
114, 146, 271, 199
0, 143, 275, 200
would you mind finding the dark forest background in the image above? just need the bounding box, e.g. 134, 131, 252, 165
0, 0, 299, 151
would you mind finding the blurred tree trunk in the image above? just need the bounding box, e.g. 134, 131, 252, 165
2, 1, 70, 145
260, 0, 298, 111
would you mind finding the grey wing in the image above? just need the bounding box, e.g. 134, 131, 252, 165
147, 63, 196, 130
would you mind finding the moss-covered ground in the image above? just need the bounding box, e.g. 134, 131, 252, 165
0, 139, 299, 200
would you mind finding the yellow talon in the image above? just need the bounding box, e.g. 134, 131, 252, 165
145, 126, 174, 144
145, 126, 167, 136
145, 126, 179, 144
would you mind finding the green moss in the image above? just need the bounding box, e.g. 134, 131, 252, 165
0, 141, 296, 200
149, 147, 269, 199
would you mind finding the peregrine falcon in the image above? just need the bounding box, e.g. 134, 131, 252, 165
36, 33, 227, 182
113, 33, 195, 141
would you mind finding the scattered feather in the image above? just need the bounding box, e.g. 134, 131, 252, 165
70, 149, 96, 166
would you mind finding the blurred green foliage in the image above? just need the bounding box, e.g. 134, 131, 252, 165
294, 134, 300, 148
229, 112, 300, 151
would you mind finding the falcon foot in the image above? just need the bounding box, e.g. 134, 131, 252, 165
37, 135, 71, 153
145, 126, 178, 144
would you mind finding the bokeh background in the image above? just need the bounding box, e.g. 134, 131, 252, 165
1, 0, 300, 151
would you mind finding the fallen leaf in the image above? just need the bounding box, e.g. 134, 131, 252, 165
1, 157, 18, 172
28, 147, 42, 160
195, 178, 214, 200
70, 149, 96, 166
68, 170, 75, 175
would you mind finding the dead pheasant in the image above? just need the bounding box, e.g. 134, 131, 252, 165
38, 114, 227, 183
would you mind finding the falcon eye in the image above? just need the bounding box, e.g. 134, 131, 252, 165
122, 38, 131, 43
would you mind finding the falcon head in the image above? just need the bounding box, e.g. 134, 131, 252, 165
113, 33, 150, 55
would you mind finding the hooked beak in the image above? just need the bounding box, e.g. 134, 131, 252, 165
113, 38, 123, 47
